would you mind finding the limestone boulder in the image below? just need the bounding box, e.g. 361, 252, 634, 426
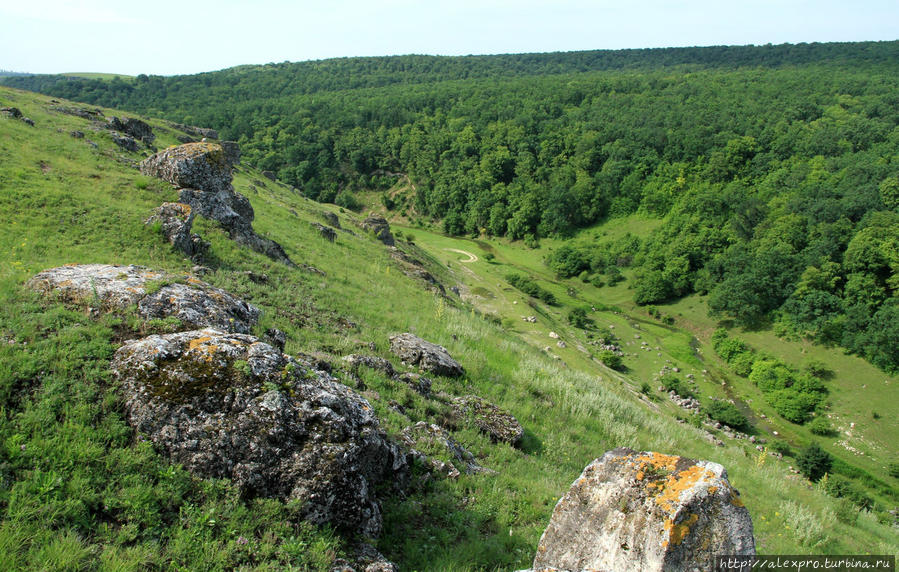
531, 448, 755, 572
140, 142, 232, 193
361, 215, 395, 246
401, 422, 492, 477
111, 328, 408, 537
388, 333, 463, 378
145, 202, 207, 257
27, 264, 259, 333
108, 116, 155, 144
451, 395, 524, 447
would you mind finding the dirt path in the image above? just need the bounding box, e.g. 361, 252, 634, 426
444, 248, 478, 263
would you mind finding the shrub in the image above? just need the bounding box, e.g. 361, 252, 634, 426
702, 399, 749, 431
599, 350, 623, 370
640, 381, 652, 395
334, 190, 361, 211
590, 274, 605, 288
808, 416, 835, 436
711, 329, 749, 362
730, 351, 756, 377
659, 373, 696, 399
889, 462, 899, 479
797, 443, 832, 482
505, 273, 557, 305
769, 439, 791, 456
567, 307, 593, 329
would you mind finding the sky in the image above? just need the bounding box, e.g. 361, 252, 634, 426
1, 0, 897, 76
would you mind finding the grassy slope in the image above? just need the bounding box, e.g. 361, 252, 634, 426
1, 86, 897, 570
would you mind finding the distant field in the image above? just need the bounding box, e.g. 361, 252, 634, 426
62, 72, 134, 80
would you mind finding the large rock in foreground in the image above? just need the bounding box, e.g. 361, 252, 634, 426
531, 448, 754, 572
28, 264, 259, 333
389, 333, 463, 377
112, 328, 408, 537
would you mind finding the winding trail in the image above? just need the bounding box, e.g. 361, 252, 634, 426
444, 248, 478, 263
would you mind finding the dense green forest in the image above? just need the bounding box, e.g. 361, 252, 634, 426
5, 41, 899, 372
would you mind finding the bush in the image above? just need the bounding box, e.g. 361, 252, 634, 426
505, 273, 557, 305
769, 439, 791, 456
567, 307, 593, 329
730, 351, 756, 377
334, 190, 361, 211
797, 443, 832, 482
702, 400, 749, 431
659, 373, 696, 399
640, 381, 652, 395
590, 274, 605, 288
598, 350, 623, 370
808, 416, 835, 436
889, 462, 899, 479
712, 330, 750, 363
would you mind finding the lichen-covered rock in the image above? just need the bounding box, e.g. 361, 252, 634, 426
451, 395, 524, 447
27, 264, 259, 333
531, 448, 755, 572
401, 422, 492, 477
108, 116, 155, 144
145, 202, 206, 257
112, 133, 139, 152
1, 107, 23, 119
361, 215, 395, 246
389, 333, 463, 377
141, 143, 293, 265
140, 142, 232, 193
112, 329, 408, 537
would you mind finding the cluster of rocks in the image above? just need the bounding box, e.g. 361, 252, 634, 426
522, 448, 754, 572
107, 116, 155, 151
28, 263, 409, 545
27, 264, 259, 332
522, 315, 537, 323
1, 106, 34, 126
668, 391, 700, 412
400, 422, 493, 478
166, 121, 219, 143
140, 142, 293, 265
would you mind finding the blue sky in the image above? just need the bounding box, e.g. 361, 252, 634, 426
1, 0, 897, 75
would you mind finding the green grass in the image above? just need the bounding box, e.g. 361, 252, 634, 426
1, 85, 897, 570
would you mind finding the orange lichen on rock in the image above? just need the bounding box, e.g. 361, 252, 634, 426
187, 336, 217, 362
634, 451, 681, 472
655, 465, 717, 513
663, 513, 699, 547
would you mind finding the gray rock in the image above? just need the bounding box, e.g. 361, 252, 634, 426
108, 116, 155, 144
262, 170, 276, 181
221, 141, 241, 166
361, 215, 395, 246
396, 372, 432, 396
389, 333, 463, 377
451, 395, 524, 447
70, 130, 84, 139
145, 202, 206, 258
321, 211, 341, 229
27, 264, 259, 333
401, 422, 492, 477
313, 222, 337, 242
141, 143, 293, 266
1, 107, 22, 119
50, 105, 103, 120
331, 543, 398, 572
23, 117, 35, 127
169, 122, 218, 140
263, 328, 287, 351
342, 354, 396, 378
112, 133, 139, 152
140, 142, 233, 192
112, 329, 407, 537
531, 448, 755, 572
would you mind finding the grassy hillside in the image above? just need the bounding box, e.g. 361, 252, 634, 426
1, 86, 897, 570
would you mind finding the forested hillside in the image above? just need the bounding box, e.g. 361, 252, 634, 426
6, 41, 899, 372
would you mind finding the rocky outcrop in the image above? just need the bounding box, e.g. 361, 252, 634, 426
361, 215, 395, 246
140, 142, 233, 191
27, 264, 259, 333
168, 122, 218, 140
342, 354, 396, 378
389, 333, 463, 377
107, 116, 155, 144
451, 395, 524, 447
530, 448, 755, 572
321, 211, 341, 229
401, 422, 491, 478
140, 143, 293, 265
112, 133, 139, 152
1, 107, 23, 119
145, 202, 207, 258
312, 222, 337, 242
111, 328, 408, 537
